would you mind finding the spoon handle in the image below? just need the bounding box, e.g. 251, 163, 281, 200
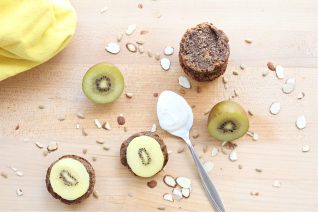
183, 136, 226, 212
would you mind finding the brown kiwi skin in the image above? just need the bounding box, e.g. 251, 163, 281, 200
120, 131, 169, 177
46, 155, 95, 205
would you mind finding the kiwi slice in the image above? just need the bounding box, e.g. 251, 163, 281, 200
120, 131, 168, 178
207, 100, 249, 141
82, 63, 124, 104
46, 155, 95, 204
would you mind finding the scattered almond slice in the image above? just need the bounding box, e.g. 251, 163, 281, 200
125, 92, 133, 98
160, 58, 170, 71
117, 33, 123, 42
164, 46, 174, 55
16, 171, 23, 177
203, 160, 214, 173
275, 65, 284, 79
35, 142, 43, 149
16, 188, 23, 196
302, 145, 310, 152
163, 193, 174, 202
82, 128, 88, 136
270, 102, 281, 115
95, 119, 102, 129
252, 132, 259, 141
178, 76, 191, 89
126, 24, 137, 35
76, 112, 85, 119
96, 140, 104, 144
126, 43, 137, 53
176, 177, 191, 189
272, 180, 281, 188
296, 115, 306, 129
163, 175, 177, 188
172, 188, 183, 201
93, 190, 99, 199
150, 124, 156, 132
282, 78, 295, 94
105, 42, 120, 54
222, 76, 229, 84
100, 6, 108, 13
102, 122, 111, 130
244, 39, 252, 44
211, 147, 219, 157
47, 142, 58, 152
240, 64, 246, 70
229, 150, 238, 162
297, 92, 305, 100
181, 188, 190, 198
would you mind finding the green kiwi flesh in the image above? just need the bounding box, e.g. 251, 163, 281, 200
82, 63, 124, 104
207, 100, 249, 141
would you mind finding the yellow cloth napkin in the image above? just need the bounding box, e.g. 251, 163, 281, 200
0, 0, 77, 81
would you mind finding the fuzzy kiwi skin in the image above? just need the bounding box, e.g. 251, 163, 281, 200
207, 100, 249, 141
120, 131, 169, 177
46, 155, 95, 204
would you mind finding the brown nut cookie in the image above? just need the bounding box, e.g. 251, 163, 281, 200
179, 22, 230, 81
120, 131, 168, 178
46, 155, 95, 204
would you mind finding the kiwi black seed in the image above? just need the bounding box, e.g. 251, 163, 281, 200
207, 100, 249, 141
82, 63, 124, 104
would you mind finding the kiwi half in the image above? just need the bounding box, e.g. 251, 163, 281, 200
120, 131, 168, 178
207, 100, 249, 141
46, 155, 95, 204
82, 63, 124, 104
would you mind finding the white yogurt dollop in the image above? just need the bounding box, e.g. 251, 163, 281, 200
157, 91, 193, 133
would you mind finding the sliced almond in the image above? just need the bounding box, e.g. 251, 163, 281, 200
229, 150, 238, 161
178, 76, 191, 89
244, 39, 252, 44
272, 180, 281, 188
160, 58, 170, 71
47, 142, 58, 152
140, 30, 149, 35
203, 160, 214, 173
16, 188, 23, 196
102, 122, 111, 130
163, 175, 177, 188
117, 33, 123, 42
147, 50, 153, 58
176, 177, 191, 189
155, 53, 161, 61
297, 92, 305, 100
125, 92, 133, 98
240, 64, 246, 70
252, 132, 259, 141
138, 45, 144, 54
150, 123, 156, 132
296, 115, 306, 129
126, 43, 137, 53
76, 112, 85, 119
82, 128, 88, 136
16, 171, 23, 177
105, 42, 120, 54
96, 140, 104, 144
93, 190, 99, 199
211, 147, 219, 157
181, 188, 190, 198
95, 119, 102, 129
35, 142, 43, 149
172, 188, 183, 201
222, 76, 229, 84
302, 145, 310, 152
270, 102, 281, 115
126, 24, 137, 35
163, 193, 173, 202
100, 6, 108, 14
275, 65, 284, 79
164, 46, 174, 56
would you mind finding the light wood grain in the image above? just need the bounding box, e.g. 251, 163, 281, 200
0, 0, 317, 211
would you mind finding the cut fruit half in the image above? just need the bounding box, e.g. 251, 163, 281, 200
82, 63, 124, 104
207, 100, 249, 141
120, 131, 168, 178
46, 155, 95, 204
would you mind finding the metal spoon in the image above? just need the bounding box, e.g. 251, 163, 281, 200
157, 91, 226, 212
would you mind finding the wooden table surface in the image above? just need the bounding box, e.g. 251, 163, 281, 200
0, 0, 317, 211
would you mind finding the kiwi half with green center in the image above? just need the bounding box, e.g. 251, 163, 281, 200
82, 63, 124, 104
46, 155, 95, 204
207, 100, 249, 141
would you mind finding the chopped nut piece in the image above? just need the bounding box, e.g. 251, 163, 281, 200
163, 193, 173, 202
248, 110, 254, 116
140, 30, 149, 35
157, 206, 166, 210
147, 50, 153, 58
232, 71, 239, 76
16, 188, 23, 196
103, 146, 110, 151
302, 145, 310, 152
117, 33, 123, 42
240, 64, 246, 70
125, 92, 133, 98
38, 105, 45, 109
43, 149, 48, 156
76, 112, 85, 119
95, 119, 102, 129
82, 128, 88, 136
229, 150, 238, 161
102, 122, 111, 130
275, 65, 284, 79
126, 24, 137, 35
15, 124, 19, 130
255, 168, 262, 173
272, 180, 281, 188
92, 156, 97, 162
47, 142, 58, 152
155, 53, 160, 61
196, 86, 202, 93
244, 39, 252, 44
82, 148, 87, 154
238, 164, 243, 169
153, 93, 158, 97
296, 115, 306, 129
163, 175, 177, 188
137, 3, 143, 9
93, 190, 99, 199
1, 172, 8, 179
96, 140, 104, 144
211, 147, 219, 157
150, 124, 156, 132
35, 142, 44, 149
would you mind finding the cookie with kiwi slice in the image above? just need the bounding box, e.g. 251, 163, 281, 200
207, 100, 249, 141
46, 155, 95, 204
120, 131, 168, 178
179, 22, 230, 81
82, 63, 124, 104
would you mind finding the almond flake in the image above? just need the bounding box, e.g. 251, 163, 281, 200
252, 132, 259, 141
1, 172, 8, 179
262, 70, 269, 77
126, 24, 137, 35
16, 188, 23, 196
211, 147, 219, 157
255, 168, 263, 173
163, 193, 173, 202
270, 102, 281, 115
232, 71, 239, 76
47, 142, 58, 152
92, 156, 97, 161
140, 30, 149, 35
147, 50, 153, 58
181, 188, 190, 198
35, 142, 43, 149
244, 39, 252, 44
178, 76, 191, 89
96, 140, 104, 144
155, 53, 160, 61
282, 78, 295, 94
126, 43, 137, 53
43, 149, 48, 156
125, 92, 133, 98
102, 122, 111, 130
103, 146, 110, 151
302, 145, 310, 152
105, 42, 120, 54
203, 160, 214, 173
163, 175, 177, 188
240, 64, 246, 70
275, 65, 284, 79
272, 180, 281, 188
95, 119, 102, 129
234, 89, 239, 97
100, 6, 108, 13
82, 128, 88, 136
248, 110, 254, 116
164, 46, 174, 55
222, 76, 229, 84
16, 171, 23, 177
296, 115, 306, 129
297, 92, 305, 100
157, 206, 166, 211
150, 124, 156, 132
82, 148, 87, 154
229, 150, 238, 161
138, 45, 144, 54
93, 190, 99, 199
76, 112, 85, 119
160, 58, 170, 71
117, 33, 123, 42
176, 177, 191, 189
172, 188, 183, 201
